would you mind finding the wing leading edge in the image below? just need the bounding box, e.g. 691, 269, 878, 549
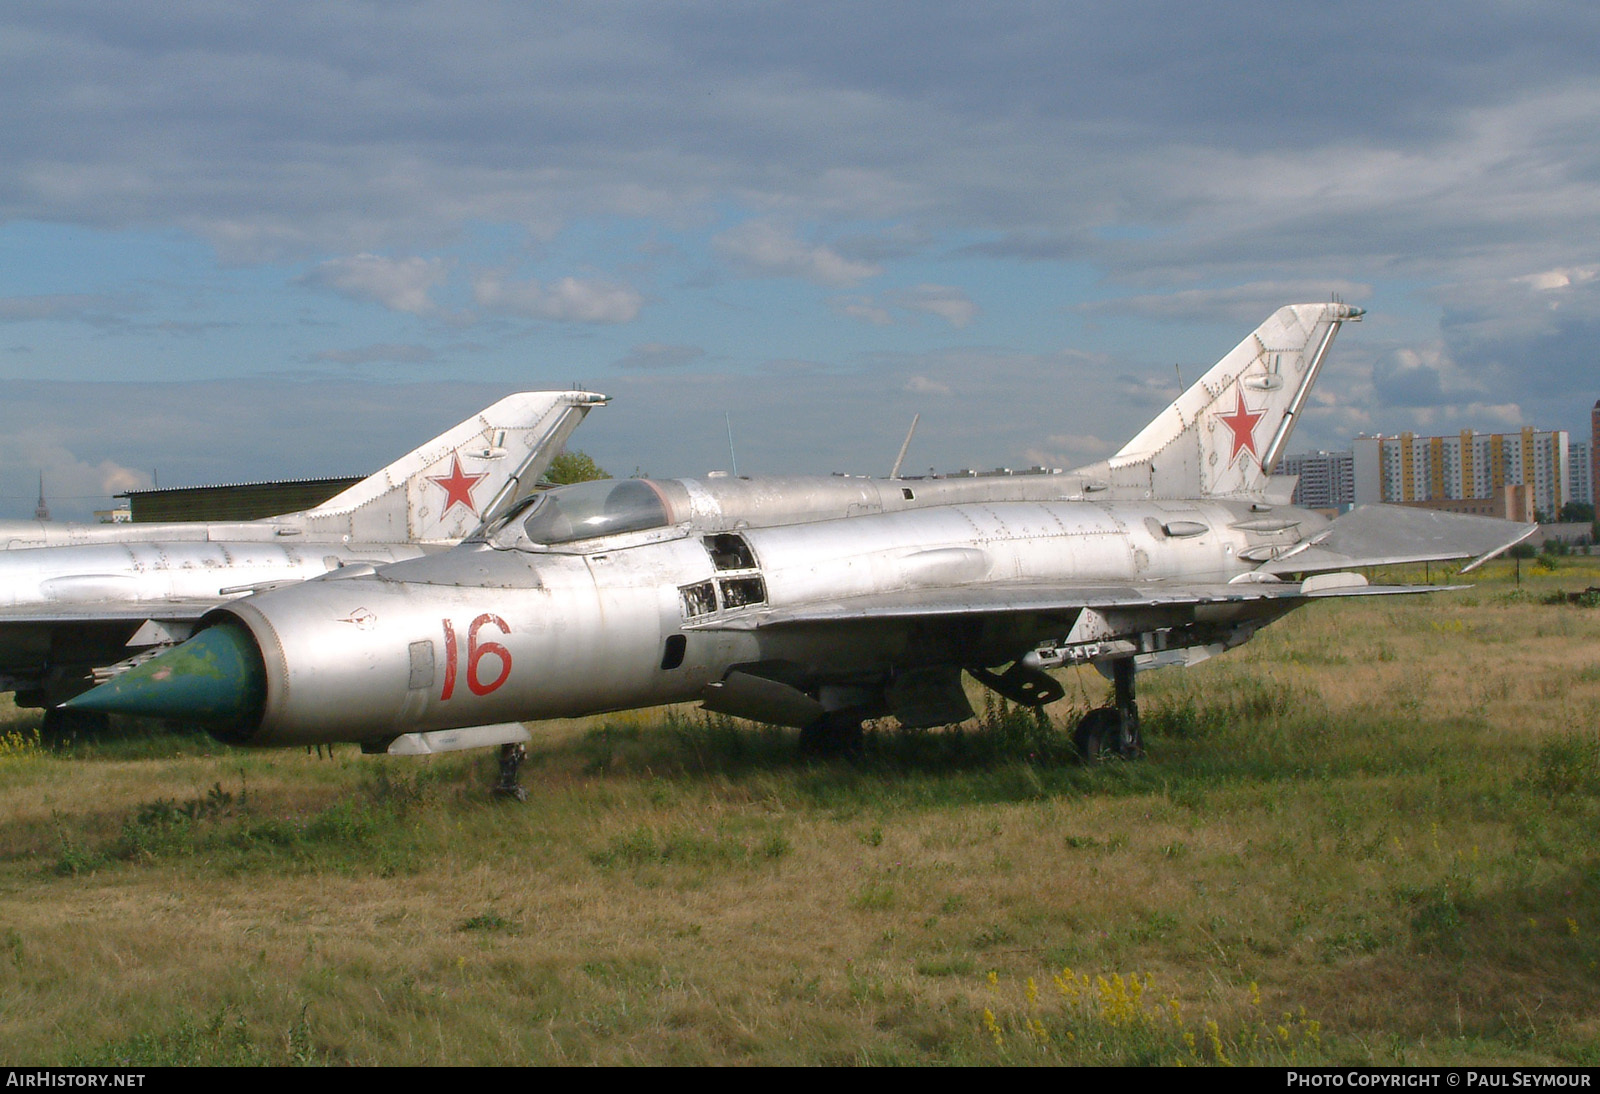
695, 573, 1442, 632
692, 507, 1531, 632
683, 507, 1530, 693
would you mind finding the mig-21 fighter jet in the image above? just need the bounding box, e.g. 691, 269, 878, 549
67, 305, 1532, 785
1, 390, 606, 731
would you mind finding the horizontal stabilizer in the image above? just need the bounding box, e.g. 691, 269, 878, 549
1259, 504, 1536, 575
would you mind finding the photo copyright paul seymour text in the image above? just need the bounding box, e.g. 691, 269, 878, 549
1287, 1075, 1591, 1088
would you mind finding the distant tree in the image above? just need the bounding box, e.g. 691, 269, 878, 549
545, 450, 611, 485
1561, 501, 1595, 523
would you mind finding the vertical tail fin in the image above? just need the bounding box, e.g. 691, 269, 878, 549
289, 390, 609, 544
1074, 303, 1362, 499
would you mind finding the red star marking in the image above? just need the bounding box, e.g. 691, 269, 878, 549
1216, 388, 1266, 464
427, 454, 488, 517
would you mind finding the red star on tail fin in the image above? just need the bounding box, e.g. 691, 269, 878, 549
427, 454, 489, 516
1216, 389, 1265, 464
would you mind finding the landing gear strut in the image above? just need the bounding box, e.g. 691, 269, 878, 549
798, 711, 865, 759
494, 742, 528, 801
1074, 657, 1143, 762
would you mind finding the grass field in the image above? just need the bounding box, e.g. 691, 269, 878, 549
1, 556, 1598, 1065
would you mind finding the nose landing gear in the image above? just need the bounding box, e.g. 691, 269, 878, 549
494, 742, 529, 801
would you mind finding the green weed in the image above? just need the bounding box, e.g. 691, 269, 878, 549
1526, 733, 1600, 797
65, 1005, 324, 1067
588, 824, 791, 869
459, 912, 519, 933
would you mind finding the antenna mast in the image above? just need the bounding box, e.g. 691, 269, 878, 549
889, 414, 920, 479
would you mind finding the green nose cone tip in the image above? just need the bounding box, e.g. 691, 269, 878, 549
64, 624, 265, 725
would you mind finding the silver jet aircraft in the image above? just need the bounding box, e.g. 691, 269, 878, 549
3, 390, 607, 729
68, 305, 1532, 784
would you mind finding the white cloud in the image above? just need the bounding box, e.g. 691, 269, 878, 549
714, 221, 880, 287
1025, 432, 1113, 466
614, 342, 704, 369
1516, 266, 1599, 292
313, 343, 438, 365
473, 274, 644, 324
904, 375, 951, 396
304, 255, 447, 316
0, 293, 129, 323
832, 285, 978, 328
1083, 281, 1372, 325
0, 380, 532, 521
5, 4, 1600, 461
1, 435, 152, 520
830, 296, 893, 326
889, 285, 978, 328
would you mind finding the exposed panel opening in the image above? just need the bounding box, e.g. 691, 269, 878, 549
680, 581, 717, 619
660, 634, 687, 671
703, 533, 757, 571
720, 575, 767, 609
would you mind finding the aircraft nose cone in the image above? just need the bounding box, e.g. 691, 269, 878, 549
64, 623, 266, 727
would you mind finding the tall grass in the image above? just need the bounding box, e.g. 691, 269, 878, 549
2, 555, 1599, 1064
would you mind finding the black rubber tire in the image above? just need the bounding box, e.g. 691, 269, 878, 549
1073, 706, 1121, 763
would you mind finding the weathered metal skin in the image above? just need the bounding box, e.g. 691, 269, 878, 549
0, 541, 426, 611
0, 540, 433, 704
181, 487, 1325, 747
65, 304, 1538, 755
0, 391, 605, 708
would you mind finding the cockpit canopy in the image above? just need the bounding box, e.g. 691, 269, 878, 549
519, 479, 672, 544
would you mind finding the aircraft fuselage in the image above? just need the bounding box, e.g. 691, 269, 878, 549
63, 304, 1529, 771
191, 475, 1327, 747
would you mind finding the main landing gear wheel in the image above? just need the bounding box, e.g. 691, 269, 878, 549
799, 712, 865, 760
1073, 706, 1144, 762
1075, 657, 1144, 763
1073, 707, 1121, 763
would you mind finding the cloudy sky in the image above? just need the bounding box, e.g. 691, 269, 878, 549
3, 1, 1598, 519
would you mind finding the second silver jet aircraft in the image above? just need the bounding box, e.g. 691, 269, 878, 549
1, 390, 606, 728
69, 304, 1533, 775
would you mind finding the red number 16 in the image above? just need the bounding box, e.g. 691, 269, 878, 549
440, 614, 512, 700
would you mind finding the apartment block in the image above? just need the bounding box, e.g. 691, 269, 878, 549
1352, 429, 1570, 518
1571, 439, 1593, 508
1275, 450, 1354, 510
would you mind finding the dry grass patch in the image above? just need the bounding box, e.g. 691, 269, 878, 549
1, 555, 1599, 1063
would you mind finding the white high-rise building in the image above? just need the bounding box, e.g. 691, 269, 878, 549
1353, 429, 1570, 519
